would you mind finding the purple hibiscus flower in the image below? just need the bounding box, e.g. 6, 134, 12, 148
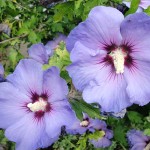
0, 64, 4, 82
0, 59, 74, 150
66, 113, 106, 134
28, 34, 66, 64
127, 130, 150, 150
66, 113, 113, 148
66, 6, 150, 113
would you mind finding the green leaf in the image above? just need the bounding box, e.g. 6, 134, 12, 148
70, 99, 83, 120
144, 6, 150, 16
8, 49, 18, 67
88, 130, 105, 140
127, 111, 143, 123
53, 2, 74, 23
8, 1, 16, 10
0, 0, 6, 7
46, 42, 71, 70
144, 128, 150, 136
51, 23, 64, 32
125, 0, 140, 16
76, 135, 87, 150
28, 31, 37, 43
75, 0, 83, 10
70, 99, 106, 120
114, 125, 127, 146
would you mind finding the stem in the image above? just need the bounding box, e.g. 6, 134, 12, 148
120, 143, 127, 150
11, 0, 30, 11
0, 34, 27, 44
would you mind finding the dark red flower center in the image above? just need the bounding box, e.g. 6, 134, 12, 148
102, 43, 135, 73
27, 92, 51, 120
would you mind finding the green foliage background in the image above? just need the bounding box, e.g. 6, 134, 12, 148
0, 0, 150, 150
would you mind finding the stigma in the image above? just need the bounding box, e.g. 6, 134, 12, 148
27, 97, 48, 112
109, 48, 127, 74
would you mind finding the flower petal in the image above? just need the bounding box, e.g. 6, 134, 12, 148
66, 118, 87, 135
43, 67, 68, 102
83, 75, 132, 113
28, 43, 49, 64
121, 12, 150, 61
66, 6, 124, 52
7, 59, 43, 97
124, 60, 150, 106
5, 113, 45, 150
0, 64, 4, 82
0, 82, 28, 128
140, 0, 150, 9
127, 130, 148, 149
45, 100, 75, 138
89, 119, 106, 130
90, 137, 112, 148
0, 64, 4, 76
67, 42, 107, 91
131, 143, 146, 150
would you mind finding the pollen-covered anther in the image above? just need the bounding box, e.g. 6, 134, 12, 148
80, 120, 89, 127
109, 48, 127, 74
27, 97, 47, 112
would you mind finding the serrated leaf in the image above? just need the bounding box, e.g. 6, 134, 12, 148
53, 2, 74, 22
127, 111, 143, 123
28, 31, 37, 44
76, 135, 87, 150
144, 6, 150, 16
144, 129, 150, 136
0, 0, 6, 7
70, 99, 106, 120
114, 125, 127, 146
48, 43, 71, 70
75, 0, 82, 10
8, 1, 15, 10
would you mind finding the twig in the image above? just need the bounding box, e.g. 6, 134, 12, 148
0, 34, 27, 44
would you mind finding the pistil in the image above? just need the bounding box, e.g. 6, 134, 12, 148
80, 120, 89, 127
109, 48, 127, 74
27, 97, 48, 112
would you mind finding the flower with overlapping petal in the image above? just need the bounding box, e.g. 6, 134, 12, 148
67, 6, 150, 113
127, 129, 150, 150
66, 113, 106, 134
28, 34, 66, 64
66, 113, 113, 148
0, 59, 74, 150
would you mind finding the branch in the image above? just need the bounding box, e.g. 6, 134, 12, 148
0, 34, 28, 44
